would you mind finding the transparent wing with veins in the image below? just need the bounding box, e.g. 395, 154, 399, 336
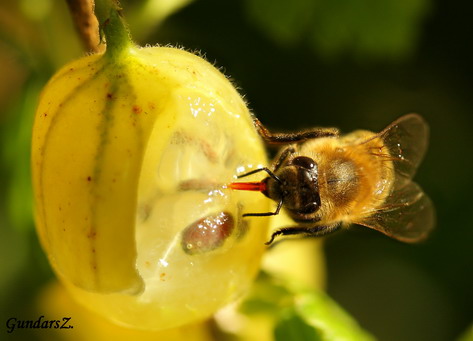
354, 114, 435, 242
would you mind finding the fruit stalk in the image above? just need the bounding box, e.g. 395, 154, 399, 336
94, 0, 132, 58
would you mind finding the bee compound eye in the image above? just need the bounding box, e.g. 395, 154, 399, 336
181, 212, 234, 255
292, 156, 317, 169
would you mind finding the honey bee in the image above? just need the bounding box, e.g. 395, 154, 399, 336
230, 114, 435, 245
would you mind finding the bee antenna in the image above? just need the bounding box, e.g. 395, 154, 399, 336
236, 167, 281, 183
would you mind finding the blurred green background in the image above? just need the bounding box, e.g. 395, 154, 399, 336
0, 0, 472, 340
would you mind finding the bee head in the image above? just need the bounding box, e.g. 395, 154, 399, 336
264, 156, 321, 217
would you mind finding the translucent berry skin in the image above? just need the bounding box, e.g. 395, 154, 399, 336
181, 212, 235, 255
32, 46, 270, 330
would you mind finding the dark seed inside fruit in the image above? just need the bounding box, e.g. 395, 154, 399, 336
181, 212, 234, 255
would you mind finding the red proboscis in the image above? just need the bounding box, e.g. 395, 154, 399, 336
229, 181, 267, 192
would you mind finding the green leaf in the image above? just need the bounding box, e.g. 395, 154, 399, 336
309, 0, 430, 60
295, 291, 376, 341
240, 272, 294, 315
275, 310, 323, 341
244, 0, 317, 46
244, 0, 430, 60
242, 273, 376, 341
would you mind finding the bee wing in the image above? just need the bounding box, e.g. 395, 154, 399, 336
372, 113, 429, 186
355, 181, 435, 242
352, 114, 433, 241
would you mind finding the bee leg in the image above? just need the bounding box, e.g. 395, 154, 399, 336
237, 147, 295, 178
265, 224, 341, 245
242, 198, 283, 217
253, 117, 339, 145
272, 146, 295, 172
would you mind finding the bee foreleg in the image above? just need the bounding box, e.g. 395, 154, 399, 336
272, 147, 295, 172
254, 117, 339, 144
242, 198, 283, 217
265, 224, 341, 245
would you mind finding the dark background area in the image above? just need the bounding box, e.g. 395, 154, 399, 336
0, 0, 471, 340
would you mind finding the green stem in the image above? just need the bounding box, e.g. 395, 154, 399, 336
94, 0, 133, 58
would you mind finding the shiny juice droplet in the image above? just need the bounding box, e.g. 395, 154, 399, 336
181, 212, 234, 255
